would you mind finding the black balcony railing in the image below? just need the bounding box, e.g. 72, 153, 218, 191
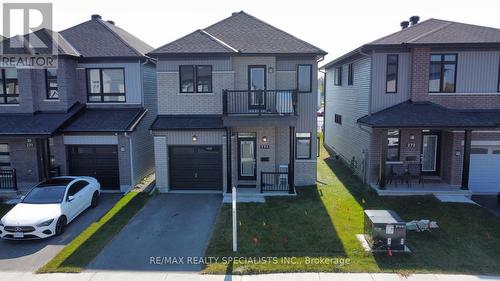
261, 167, 290, 193
0, 169, 17, 190
223, 89, 297, 116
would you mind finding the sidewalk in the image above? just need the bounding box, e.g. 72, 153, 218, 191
1, 272, 499, 281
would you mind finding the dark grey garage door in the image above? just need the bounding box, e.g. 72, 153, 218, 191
68, 145, 120, 190
169, 146, 222, 190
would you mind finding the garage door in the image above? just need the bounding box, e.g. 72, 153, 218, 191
68, 145, 120, 190
169, 146, 222, 190
469, 146, 500, 194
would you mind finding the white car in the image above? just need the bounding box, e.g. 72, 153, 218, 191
0, 176, 100, 240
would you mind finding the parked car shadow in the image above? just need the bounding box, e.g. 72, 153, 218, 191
0, 194, 120, 271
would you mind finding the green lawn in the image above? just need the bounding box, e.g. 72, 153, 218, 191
38, 191, 151, 273
203, 141, 500, 275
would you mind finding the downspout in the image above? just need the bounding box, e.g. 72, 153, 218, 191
125, 132, 135, 190
317, 55, 326, 144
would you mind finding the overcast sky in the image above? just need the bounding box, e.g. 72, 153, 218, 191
2, 0, 500, 63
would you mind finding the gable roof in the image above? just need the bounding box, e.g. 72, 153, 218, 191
322, 18, 500, 69
60, 16, 153, 58
150, 11, 326, 56
0, 28, 80, 56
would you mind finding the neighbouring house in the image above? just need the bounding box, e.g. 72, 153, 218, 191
148, 11, 326, 196
0, 14, 156, 192
322, 17, 500, 196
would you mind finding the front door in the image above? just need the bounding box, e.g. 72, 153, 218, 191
238, 136, 256, 180
421, 132, 440, 175
248, 65, 266, 110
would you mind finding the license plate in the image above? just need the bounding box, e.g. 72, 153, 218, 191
13, 232, 24, 238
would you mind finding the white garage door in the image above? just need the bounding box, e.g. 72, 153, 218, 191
469, 146, 500, 194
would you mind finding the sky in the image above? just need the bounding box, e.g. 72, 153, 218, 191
2, 0, 500, 63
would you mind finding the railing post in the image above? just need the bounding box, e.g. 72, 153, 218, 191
223, 90, 227, 115
260, 171, 264, 193
13, 169, 17, 190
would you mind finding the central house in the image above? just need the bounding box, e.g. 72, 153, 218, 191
148, 11, 326, 195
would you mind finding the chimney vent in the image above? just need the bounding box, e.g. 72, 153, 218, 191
409, 16, 420, 26
400, 21, 410, 30
107, 20, 115, 25
91, 14, 102, 20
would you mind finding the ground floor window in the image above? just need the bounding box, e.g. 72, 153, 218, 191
386, 129, 400, 161
296, 132, 311, 159
0, 144, 11, 169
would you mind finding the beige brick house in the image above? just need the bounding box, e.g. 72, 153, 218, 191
322, 17, 500, 196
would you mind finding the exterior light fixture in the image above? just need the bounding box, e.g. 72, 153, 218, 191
120, 146, 126, 152
262, 136, 268, 143
268, 67, 274, 73
192, 135, 198, 143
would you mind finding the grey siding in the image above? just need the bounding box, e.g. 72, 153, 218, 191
324, 56, 372, 181
370, 52, 412, 113
77, 62, 143, 105
130, 63, 156, 184
452, 51, 500, 93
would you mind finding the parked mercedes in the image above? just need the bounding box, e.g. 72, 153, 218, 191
0, 177, 100, 239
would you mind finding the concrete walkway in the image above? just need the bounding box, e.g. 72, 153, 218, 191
1, 272, 500, 281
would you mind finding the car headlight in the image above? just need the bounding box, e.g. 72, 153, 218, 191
36, 219, 54, 227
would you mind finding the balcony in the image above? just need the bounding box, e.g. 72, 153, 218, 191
223, 90, 297, 116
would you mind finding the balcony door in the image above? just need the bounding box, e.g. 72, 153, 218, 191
248, 65, 266, 110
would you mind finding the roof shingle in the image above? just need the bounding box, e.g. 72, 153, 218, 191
150, 11, 326, 56
62, 107, 146, 133
151, 115, 224, 130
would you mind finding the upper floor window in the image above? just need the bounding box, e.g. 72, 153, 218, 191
46, 68, 59, 100
0, 144, 11, 169
334, 66, 342, 86
347, 63, 354, 86
334, 114, 342, 125
386, 55, 398, 93
297, 64, 312, 92
87, 68, 126, 103
296, 132, 312, 159
0, 69, 19, 104
179, 65, 212, 93
386, 129, 400, 162
429, 54, 457, 93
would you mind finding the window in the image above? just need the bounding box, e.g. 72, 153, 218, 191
179, 65, 212, 93
297, 64, 312, 92
296, 132, 312, 159
386, 129, 400, 162
86, 68, 125, 102
45, 68, 58, 99
0, 69, 19, 104
347, 63, 354, 86
0, 144, 10, 169
334, 114, 342, 124
386, 55, 398, 93
334, 66, 342, 86
429, 54, 457, 93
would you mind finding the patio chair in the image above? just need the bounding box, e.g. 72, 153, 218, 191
408, 163, 424, 188
388, 164, 407, 187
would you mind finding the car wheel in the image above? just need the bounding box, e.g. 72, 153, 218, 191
55, 216, 67, 236
91, 191, 99, 208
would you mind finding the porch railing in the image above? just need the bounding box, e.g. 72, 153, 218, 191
223, 89, 297, 116
0, 169, 17, 190
261, 168, 290, 193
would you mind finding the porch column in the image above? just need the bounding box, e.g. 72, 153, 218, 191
461, 129, 472, 190
289, 126, 295, 194
379, 129, 388, 189
226, 127, 232, 193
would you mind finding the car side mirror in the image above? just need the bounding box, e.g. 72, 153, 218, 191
67, 195, 75, 202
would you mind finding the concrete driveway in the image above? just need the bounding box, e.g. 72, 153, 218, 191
472, 195, 500, 218
88, 193, 222, 272
0, 193, 120, 272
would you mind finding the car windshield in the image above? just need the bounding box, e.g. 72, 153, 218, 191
22, 186, 66, 204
